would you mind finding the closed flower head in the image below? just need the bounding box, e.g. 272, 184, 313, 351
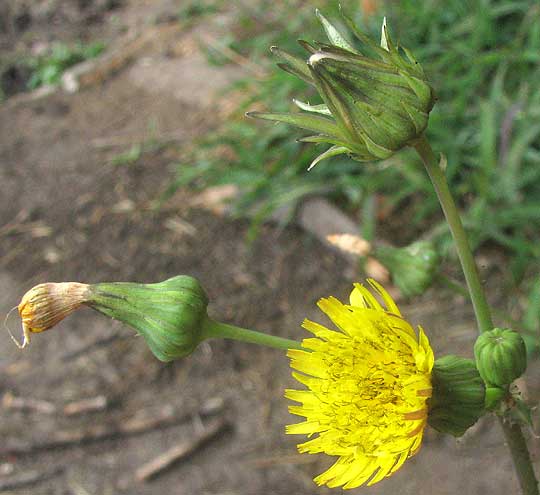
248, 11, 435, 169
286, 279, 433, 488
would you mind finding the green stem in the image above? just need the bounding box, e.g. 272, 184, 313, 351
413, 134, 538, 495
201, 318, 304, 351
413, 135, 493, 334
500, 419, 539, 495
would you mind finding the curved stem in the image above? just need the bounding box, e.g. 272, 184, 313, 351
413, 134, 538, 495
413, 135, 493, 334
202, 318, 304, 351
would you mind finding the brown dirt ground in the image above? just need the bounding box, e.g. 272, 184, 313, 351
1, 1, 539, 494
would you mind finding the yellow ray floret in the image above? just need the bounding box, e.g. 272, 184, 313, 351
286, 279, 434, 489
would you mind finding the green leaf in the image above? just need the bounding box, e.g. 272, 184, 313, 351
297, 134, 350, 147
246, 111, 342, 137
271, 46, 312, 81
308, 145, 349, 170
276, 62, 313, 85
315, 9, 357, 53
292, 99, 331, 115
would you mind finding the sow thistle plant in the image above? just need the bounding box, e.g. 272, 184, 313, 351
12, 10, 538, 494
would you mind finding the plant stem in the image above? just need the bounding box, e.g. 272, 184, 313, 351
413, 134, 539, 495
413, 135, 493, 334
202, 318, 304, 351
501, 420, 539, 495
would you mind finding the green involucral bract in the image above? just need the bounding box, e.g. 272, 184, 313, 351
88, 276, 209, 362
247, 12, 435, 169
428, 355, 485, 437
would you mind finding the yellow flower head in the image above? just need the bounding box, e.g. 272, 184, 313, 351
286, 279, 434, 489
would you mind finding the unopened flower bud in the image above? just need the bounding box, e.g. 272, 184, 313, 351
17, 282, 91, 347
87, 276, 209, 362
248, 12, 435, 169
374, 240, 439, 297
474, 328, 527, 387
428, 355, 486, 436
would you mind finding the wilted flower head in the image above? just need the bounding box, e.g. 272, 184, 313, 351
17, 282, 90, 347
286, 279, 434, 488
248, 11, 435, 169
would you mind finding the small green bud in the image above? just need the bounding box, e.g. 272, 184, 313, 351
247, 13, 435, 169
428, 355, 486, 436
374, 240, 439, 297
474, 328, 527, 387
87, 276, 209, 362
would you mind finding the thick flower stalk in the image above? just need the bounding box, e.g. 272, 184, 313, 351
247, 11, 435, 169
286, 279, 434, 488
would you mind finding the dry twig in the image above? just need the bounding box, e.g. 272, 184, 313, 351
135, 418, 230, 482
63, 396, 108, 416
0, 465, 64, 492
2, 392, 56, 415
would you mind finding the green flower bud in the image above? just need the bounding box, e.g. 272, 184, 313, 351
87, 276, 209, 362
474, 328, 527, 387
247, 12, 435, 169
428, 355, 486, 437
374, 240, 439, 297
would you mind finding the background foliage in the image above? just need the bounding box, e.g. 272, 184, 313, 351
27, 41, 105, 89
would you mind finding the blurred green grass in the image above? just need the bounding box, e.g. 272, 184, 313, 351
171, 0, 540, 346
27, 41, 105, 89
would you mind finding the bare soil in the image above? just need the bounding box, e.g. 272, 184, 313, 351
0, 1, 538, 494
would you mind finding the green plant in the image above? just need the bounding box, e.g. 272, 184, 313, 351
27, 41, 105, 89
16, 9, 540, 492
109, 144, 143, 167
178, 0, 220, 20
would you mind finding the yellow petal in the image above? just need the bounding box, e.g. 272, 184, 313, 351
367, 278, 402, 316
